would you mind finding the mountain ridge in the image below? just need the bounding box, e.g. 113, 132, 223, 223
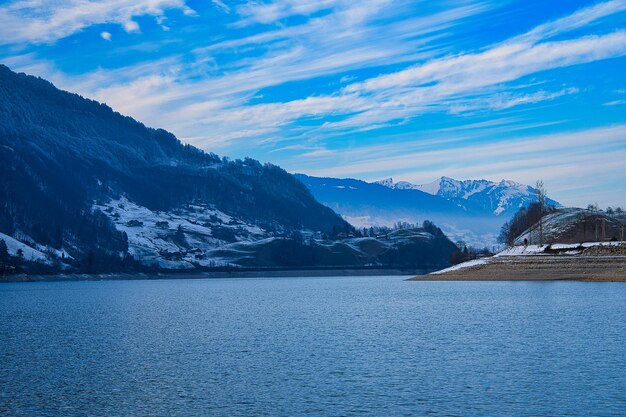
297, 174, 561, 247
0, 65, 458, 274
0, 64, 350, 271
375, 176, 560, 217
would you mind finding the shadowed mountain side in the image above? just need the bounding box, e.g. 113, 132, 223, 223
0, 65, 460, 274
0, 65, 349, 272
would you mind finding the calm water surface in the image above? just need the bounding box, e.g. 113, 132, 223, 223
1, 276, 625, 416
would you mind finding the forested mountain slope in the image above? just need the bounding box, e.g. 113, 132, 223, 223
0, 65, 348, 272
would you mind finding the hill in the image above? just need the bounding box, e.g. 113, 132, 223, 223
0, 65, 350, 272
0, 65, 458, 274
514, 208, 626, 245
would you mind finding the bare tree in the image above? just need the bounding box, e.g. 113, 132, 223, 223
536, 180, 547, 246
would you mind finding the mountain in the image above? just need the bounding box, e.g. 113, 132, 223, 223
377, 176, 560, 218
0, 65, 349, 272
0, 65, 457, 274
296, 174, 501, 247
297, 175, 561, 247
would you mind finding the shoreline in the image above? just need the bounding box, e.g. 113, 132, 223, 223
409, 254, 626, 282
0, 267, 431, 283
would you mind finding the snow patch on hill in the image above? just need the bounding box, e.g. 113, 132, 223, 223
95, 197, 270, 269
0, 232, 50, 263
430, 258, 488, 274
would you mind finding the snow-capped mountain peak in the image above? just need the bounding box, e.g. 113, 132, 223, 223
374, 177, 395, 188
374, 176, 559, 217
497, 179, 523, 188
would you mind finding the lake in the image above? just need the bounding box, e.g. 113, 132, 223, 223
1, 276, 625, 416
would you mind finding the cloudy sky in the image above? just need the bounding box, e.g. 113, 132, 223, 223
1, 0, 625, 207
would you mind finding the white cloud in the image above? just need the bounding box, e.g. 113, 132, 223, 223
0, 0, 191, 44
30, 1, 486, 146
111, 3, 625, 148
100, 31, 112, 41
123, 19, 140, 33
346, 33, 626, 95
448, 88, 580, 114
211, 0, 230, 13
512, 0, 626, 44
235, 0, 347, 26
4, 0, 626, 163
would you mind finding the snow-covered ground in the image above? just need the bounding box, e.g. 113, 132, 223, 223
0, 232, 50, 263
430, 259, 488, 274
431, 241, 626, 275
514, 208, 581, 245
495, 245, 548, 256
94, 197, 270, 268
497, 241, 625, 257
0, 231, 73, 267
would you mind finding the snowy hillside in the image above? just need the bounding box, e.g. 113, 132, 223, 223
91, 198, 458, 270
93, 197, 269, 269
514, 208, 626, 245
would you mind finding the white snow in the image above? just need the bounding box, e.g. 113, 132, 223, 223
94, 197, 269, 269
394, 181, 420, 190
495, 245, 547, 257
374, 178, 395, 188
430, 258, 488, 274
0, 232, 51, 263
416, 177, 443, 195
495, 241, 625, 257
462, 181, 488, 199
414, 176, 536, 217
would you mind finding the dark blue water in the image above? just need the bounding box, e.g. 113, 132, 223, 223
1, 277, 625, 416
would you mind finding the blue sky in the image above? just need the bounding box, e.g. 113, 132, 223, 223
1, 0, 625, 207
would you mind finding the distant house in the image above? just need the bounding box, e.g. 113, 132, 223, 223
126, 220, 143, 227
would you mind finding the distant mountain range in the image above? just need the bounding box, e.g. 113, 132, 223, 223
0, 65, 457, 274
377, 176, 560, 218
296, 175, 560, 247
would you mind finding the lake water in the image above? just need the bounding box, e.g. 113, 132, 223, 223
1, 276, 625, 416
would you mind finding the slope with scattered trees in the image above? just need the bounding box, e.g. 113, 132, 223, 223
0, 65, 350, 273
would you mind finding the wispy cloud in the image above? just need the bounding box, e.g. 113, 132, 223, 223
604, 99, 626, 106
448, 88, 580, 114
0, 0, 194, 44
1, 0, 625, 206
76, 3, 626, 148
23, 1, 489, 148
511, 0, 626, 44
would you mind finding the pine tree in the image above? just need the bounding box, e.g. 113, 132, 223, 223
0, 239, 8, 266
